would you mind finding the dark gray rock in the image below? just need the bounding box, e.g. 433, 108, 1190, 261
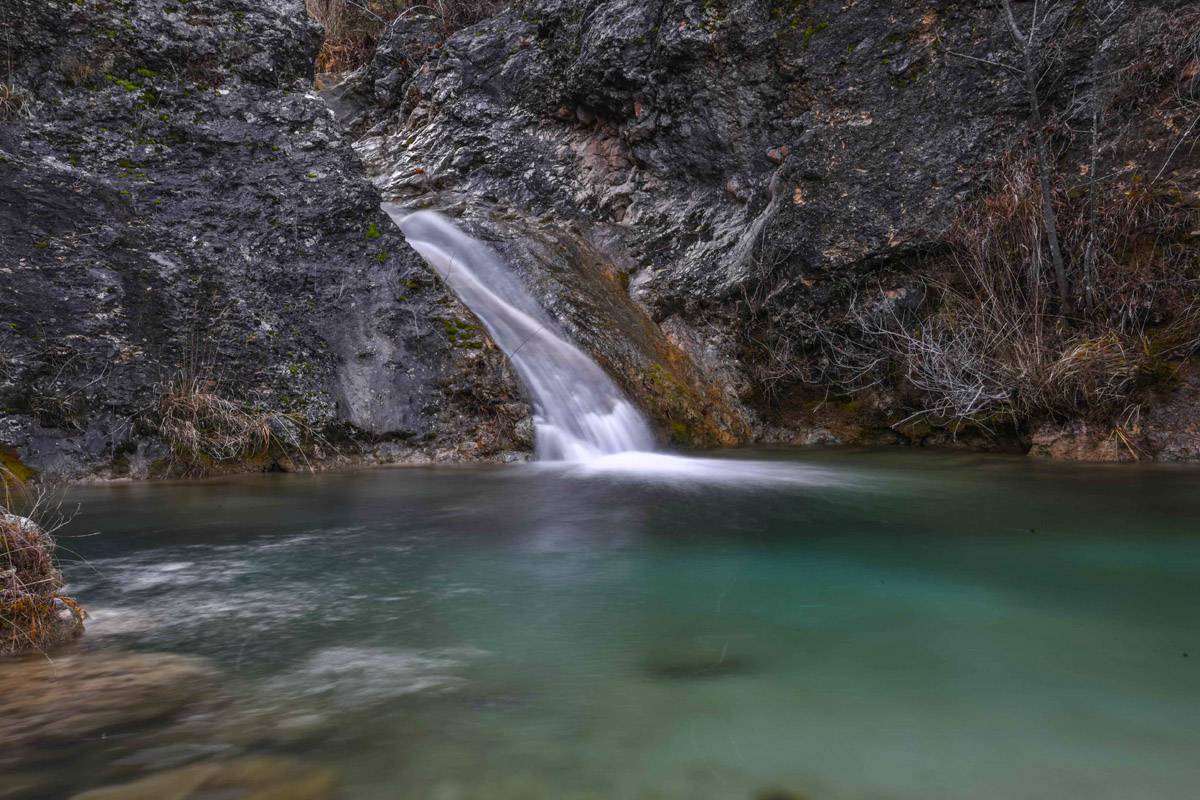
3, 0, 1194, 474
0, 0, 527, 479
348, 0, 1196, 453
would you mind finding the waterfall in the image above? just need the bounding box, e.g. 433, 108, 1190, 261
389, 208, 656, 461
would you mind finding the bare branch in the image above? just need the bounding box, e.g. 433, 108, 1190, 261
1000, 0, 1027, 50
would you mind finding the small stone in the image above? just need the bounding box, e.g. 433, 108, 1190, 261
755, 791, 813, 800
766, 145, 790, 163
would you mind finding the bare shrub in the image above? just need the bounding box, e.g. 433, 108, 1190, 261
830, 157, 1200, 430
305, 0, 507, 73
155, 375, 318, 476
736, 6, 1199, 437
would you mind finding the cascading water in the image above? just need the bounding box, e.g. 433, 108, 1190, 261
390, 206, 838, 487
389, 208, 656, 461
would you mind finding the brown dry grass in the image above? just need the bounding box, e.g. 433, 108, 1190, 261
1, 475, 84, 657
0, 82, 30, 120
846, 153, 1200, 430
155, 375, 319, 477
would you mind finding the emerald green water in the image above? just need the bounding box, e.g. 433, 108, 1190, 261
39, 450, 1200, 798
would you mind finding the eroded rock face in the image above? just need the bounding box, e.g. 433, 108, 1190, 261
0, 0, 528, 479
349, 0, 1028, 437
346, 0, 1198, 458
3, 0, 1194, 469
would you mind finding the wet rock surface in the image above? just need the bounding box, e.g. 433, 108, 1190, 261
2, 0, 1195, 468
348, 0, 1027, 446
431, 203, 754, 446
0, 0, 527, 480
347, 0, 1198, 459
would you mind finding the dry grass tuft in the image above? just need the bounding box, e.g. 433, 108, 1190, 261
156, 375, 317, 476
0, 82, 31, 120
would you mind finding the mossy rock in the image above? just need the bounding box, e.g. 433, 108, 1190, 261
1, 448, 34, 483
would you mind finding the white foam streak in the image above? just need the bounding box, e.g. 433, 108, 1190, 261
553, 451, 842, 488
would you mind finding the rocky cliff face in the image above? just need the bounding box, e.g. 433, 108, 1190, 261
0, 0, 528, 479
344, 0, 1198, 460
3, 0, 1197, 477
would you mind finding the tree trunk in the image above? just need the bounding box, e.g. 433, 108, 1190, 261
1024, 57, 1072, 314
1083, 21, 1104, 314
1002, 0, 1073, 314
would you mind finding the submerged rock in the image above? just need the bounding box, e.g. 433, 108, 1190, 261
643, 653, 755, 681
70, 756, 336, 800
0, 650, 218, 754
754, 791, 814, 800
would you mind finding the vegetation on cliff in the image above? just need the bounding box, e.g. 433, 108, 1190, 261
766, 2, 1200, 448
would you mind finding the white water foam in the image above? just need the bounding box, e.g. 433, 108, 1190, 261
561, 451, 842, 487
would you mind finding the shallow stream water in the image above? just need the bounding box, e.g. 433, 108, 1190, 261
21, 449, 1200, 799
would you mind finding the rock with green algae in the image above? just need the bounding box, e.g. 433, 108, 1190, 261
69, 756, 337, 800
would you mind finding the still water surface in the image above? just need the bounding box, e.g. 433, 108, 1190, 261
37, 450, 1200, 798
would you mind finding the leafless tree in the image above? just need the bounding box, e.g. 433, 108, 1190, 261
998, 0, 1072, 313
1080, 1, 1127, 313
